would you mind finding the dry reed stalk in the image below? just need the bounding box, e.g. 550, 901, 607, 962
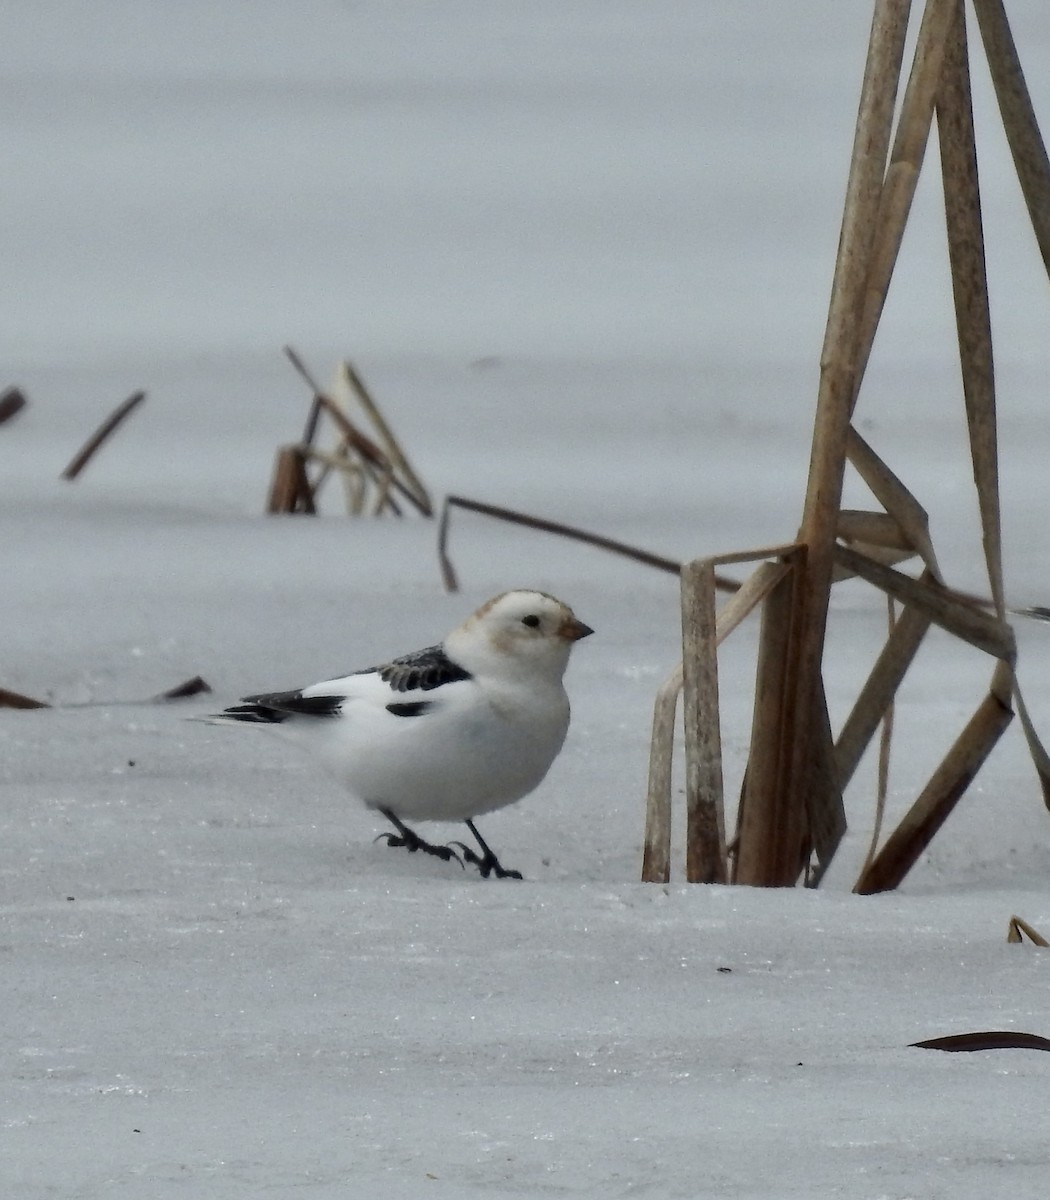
680, 561, 727, 883
284, 346, 426, 517
972, 0, 1050, 277
0, 386, 27, 425
853, 672, 1013, 894
267, 445, 316, 514
846, 429, 942, 580
858, 595, 898, 877
1009, 683, 1050, 810
777, 0, 911, 888
1007, 915, 1049, 946
340, 361, 433, 515
803, 678, 848, 886
154, 676, 211, 701
734, 567, 809, 885
0, 687, 49, 709
834, 599, 930, 788
937, 2, 1005, 617
437, 494, 695, 593
643, 557, 793, 883
852, 0, 956, 398
641, 668, 681, 884
833, 545, 1014, 660
61, 391, 146, 481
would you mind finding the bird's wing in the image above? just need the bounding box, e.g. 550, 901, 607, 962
350, 644, 473, 694
203, 645, 473, 726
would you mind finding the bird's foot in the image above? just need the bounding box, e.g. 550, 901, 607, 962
451, 842, 523, 880
376, 830, 464, 868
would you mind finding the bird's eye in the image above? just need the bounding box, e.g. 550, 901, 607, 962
521, 614, 541, 628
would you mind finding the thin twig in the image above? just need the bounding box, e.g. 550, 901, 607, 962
0, 386, 27, 425
340, 361, 433, 515
438, 493, 740, 593
283, 346, 423, 516
61, 391, 146, 481
0, 687, 49, 709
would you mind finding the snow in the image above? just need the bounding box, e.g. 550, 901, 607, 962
3, 3, 1050, 1197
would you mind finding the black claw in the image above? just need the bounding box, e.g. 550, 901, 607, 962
451, 841, 523, 880
375, 820, 464, 868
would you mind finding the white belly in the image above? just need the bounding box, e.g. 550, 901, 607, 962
312, 683, 570, 823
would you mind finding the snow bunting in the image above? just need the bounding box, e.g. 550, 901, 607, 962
199, 590, 592, 878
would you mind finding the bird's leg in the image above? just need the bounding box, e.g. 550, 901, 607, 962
453, 819, 523, 880
376, 808, 463, 868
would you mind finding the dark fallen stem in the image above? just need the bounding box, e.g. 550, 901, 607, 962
437, 493, 741, 594
61, 391, 146, 481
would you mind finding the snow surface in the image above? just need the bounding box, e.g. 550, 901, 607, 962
3, 3, 1050, 1197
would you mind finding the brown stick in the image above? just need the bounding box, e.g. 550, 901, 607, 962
972, 0, 1050, 279
1007, 915, 1049, 946
680, 560, 728, 884
0, 386, 27, 425
0, 687, 50, 710
834, 544, 1014, 661
835, 599, 930, 789
853, 685, 1013, 894
781, 0, 911, 891
735, 565, 808, 885
643, 559, 795, 884
61, 391, 146, 481
437, 493, 739, 593
267, 445, 316, 514
852, 0, 956, 398
153, 676, 212, 701
340, 361, 433, 516
937, 3, 1005, 617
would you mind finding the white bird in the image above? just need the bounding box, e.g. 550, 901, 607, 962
200, 590, 593, 878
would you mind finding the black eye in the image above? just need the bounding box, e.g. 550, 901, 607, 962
521, 614, 541, 628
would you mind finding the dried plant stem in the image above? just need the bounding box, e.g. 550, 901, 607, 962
643, 556, 794, 883
859, 595, 898, 876
0, 387, 27, 425
972, 0, 1050, 277
61, 391, 146, 481
0, 687, 49, 710
438, 494, 700, 592
340, 361, 433, 515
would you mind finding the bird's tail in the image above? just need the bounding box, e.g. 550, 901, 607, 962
190, 703, 288, 727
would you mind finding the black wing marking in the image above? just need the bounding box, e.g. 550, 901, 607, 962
357, 645, 472, 694
225, 690, 345, 723
386, 701, 434, 717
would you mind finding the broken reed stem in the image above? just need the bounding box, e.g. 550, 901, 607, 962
852, 0, 956, 399
834, 544, 1014, 661
972, 0, 1050, 279
283, 345, 426, 517
0, 386, 27, 425
0, 687, 50, 710
853, 684, 1014, 894
834, 598, 930, 789
340, 361, 433, 515
61, 391, 146, 481
1007, 915, 1049, 946
937, 2, 1006, 618
437, 493, 738, 593
784, 0, 912, 889
267, 445, 316, 514
643, 558, 792, 884
680, 560, 728, 883
860, 594, 898, 875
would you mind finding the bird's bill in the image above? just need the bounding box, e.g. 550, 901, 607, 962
559, 616, 594, 642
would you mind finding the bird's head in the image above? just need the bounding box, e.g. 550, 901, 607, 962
446, 589, 593, 680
